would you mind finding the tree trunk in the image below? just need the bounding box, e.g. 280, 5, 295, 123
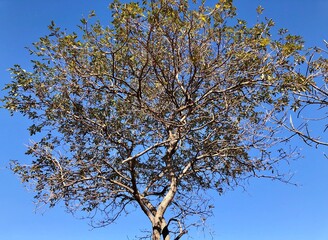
152, 227, 162, 240
152, 217, 170, 240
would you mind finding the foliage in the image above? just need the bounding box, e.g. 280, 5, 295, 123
1, 0, 318, 239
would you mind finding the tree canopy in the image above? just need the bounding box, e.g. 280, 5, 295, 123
2, 0, 326, 239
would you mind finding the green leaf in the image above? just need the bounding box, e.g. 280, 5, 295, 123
88, 10, 96, 18
256, 5, 264, 15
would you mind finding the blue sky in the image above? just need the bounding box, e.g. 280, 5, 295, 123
0, 0, 328, 239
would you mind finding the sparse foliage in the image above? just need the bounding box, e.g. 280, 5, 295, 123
2, 0, 322, 239
287, 47, 328, 147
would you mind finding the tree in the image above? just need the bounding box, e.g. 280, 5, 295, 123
1, 0, 318, 239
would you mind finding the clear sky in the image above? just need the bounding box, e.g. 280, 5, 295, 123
0, 0, 327, 239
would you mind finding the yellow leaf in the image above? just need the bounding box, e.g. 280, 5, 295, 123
259, 38, 270, 47
199, 14, 207, 22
